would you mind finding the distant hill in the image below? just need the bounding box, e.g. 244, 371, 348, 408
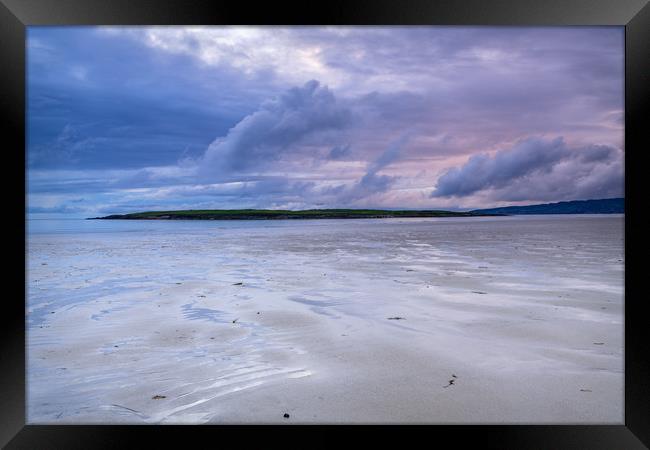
470, 198, 624, 215
89, 199, 624, 221
89, 209, 501, 221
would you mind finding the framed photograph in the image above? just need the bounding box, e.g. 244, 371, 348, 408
3, 0, 649, 447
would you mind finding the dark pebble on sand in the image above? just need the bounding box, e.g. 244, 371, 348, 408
444, 379, 455, 388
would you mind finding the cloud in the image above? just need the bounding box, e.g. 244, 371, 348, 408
328, 144, 351, 159
29, 124, 108, 166
366, 134, 410, 174
27, 27, 269, 171
134, 27, 346, 88
431, 137, 623, 201
340, 134, 411, 202
198, 80, 352, 177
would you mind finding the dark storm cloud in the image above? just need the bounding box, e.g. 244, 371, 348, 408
27, 28, 274, 170
431, 137, 623, 201
198, 80, 353, 177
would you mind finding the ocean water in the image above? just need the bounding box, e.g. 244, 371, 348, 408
26, 215, 625, 423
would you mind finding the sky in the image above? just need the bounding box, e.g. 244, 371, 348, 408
26, 26, 624, 217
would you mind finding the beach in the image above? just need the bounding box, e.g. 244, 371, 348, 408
26, 214, 624, 424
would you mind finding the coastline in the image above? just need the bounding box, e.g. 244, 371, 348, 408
88, 210, 502, 221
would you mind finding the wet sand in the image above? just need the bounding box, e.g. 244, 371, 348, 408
26, 215, 624, 423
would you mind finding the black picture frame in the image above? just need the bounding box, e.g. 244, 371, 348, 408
2, 0, 648, 448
